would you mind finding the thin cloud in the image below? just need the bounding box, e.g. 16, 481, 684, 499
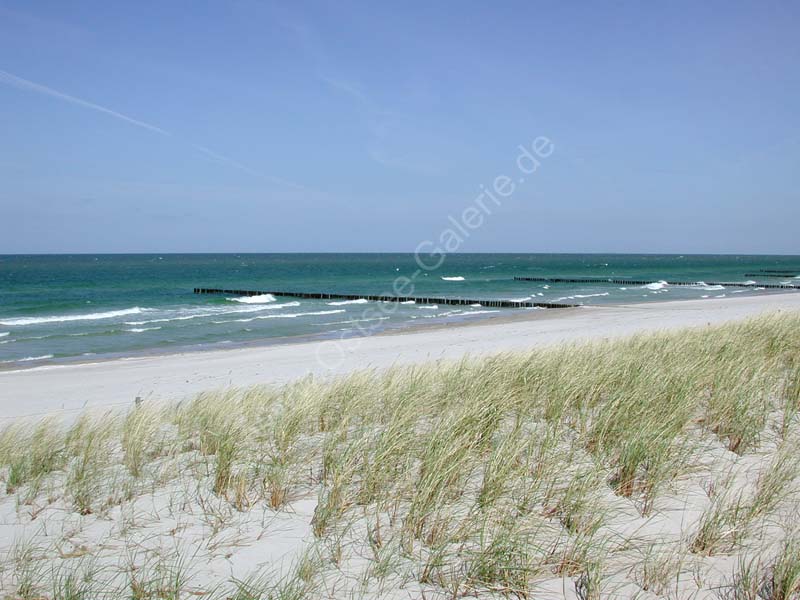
0, 68, 304, 189
319, 75, 371, 107
320, 74, 444, 175
0, 69, 170, 136
190, 144, 304, 189
191, 144, 261, 177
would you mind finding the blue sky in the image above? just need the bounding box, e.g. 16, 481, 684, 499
1, 1, 798, 254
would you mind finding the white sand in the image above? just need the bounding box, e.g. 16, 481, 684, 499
1, 293, 799, 598
1, 292, 799, 421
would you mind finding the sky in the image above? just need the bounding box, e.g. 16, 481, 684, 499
0, 1, 798, 254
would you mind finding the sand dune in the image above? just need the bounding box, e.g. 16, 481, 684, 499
1, 307, 799, 598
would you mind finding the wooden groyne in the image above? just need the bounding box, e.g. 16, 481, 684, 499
513, 277, 798, 290
193, 288, 578, 309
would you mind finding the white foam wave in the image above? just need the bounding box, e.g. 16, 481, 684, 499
691, 282, 725, 291
218, 309, 346, 324
227, 294, 276, 304
125, 302, 301, 325
126, 327, 162, 333
470, 303, 482, 307
400, 300, 416, 304
555, 292, 610, 301
125, 315, 197, 325
429, 308, 501, 319
420, 310, 458, 319
0, 332, 8, 337
441, 276, 465, 281
642, 281, 669, 291
1, 354, 54, 364
321, 316, 390, 326
327, 299, 369, 306
260, 301, 302, 310
0, 307, 146, 326
418, 305, 438, 309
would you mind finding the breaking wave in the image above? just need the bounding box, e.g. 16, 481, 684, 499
554, 292, 610, 301
0, 307, 147, 327
217, 309, 346, 324
691, 282, 725, 291
125, 302, 301, 325
227, 294, 276, 304
1, 354, 54, 364
327, 299, 369, 306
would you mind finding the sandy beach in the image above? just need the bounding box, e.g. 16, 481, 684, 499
2, 292, 799, 421
2, 296, 799, 599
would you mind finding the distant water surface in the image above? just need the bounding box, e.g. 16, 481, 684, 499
1, 253, 798, 369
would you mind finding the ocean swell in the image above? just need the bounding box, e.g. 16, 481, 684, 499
327, 299, 369, 306
124, 302, 301, 325
227, 294, 276, 304
0, 307, 147, 327
220, 309, 346, 324
1, 354, 54, 364
691, 282, 725, 291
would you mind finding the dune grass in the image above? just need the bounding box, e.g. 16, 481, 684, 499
0, 312, 799, 598
716, 533, 800, 599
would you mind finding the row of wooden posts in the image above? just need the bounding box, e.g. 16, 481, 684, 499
193, 288, 579, 309
194, 274, 797, 309
512, 276, 797, 290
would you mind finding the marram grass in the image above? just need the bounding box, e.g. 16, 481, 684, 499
1, 312, 800, 599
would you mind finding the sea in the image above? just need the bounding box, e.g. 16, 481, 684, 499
1, 253, 798, 370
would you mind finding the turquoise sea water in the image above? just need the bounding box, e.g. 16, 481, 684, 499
1, 253, 798, 369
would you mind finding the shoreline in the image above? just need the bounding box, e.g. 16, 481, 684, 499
3, 286, 796, 375
1, 292, 799, 421
0, 303, 582, 374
